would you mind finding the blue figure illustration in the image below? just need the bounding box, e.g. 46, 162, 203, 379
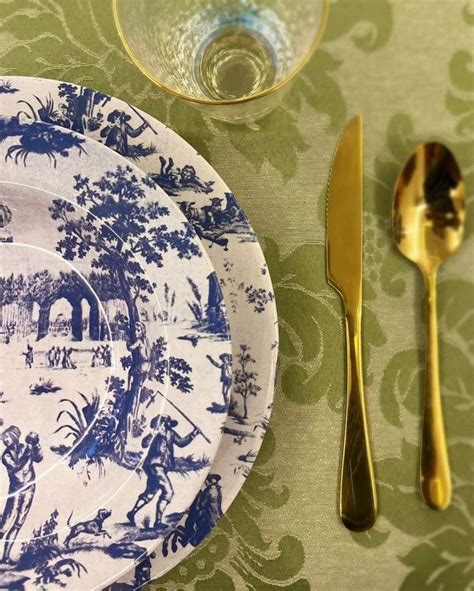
22, 342, 34, 368
222, 192, 246, 224
207, 272, 229, 335
133, 551, 156, 588
126, 321, 152, 419
202, 197, 226, 227
0, 426, 43, 564
47, 347, 55, 368
46, 346, 77, 369
100, 110, 147, 156
91, 345, 112, 368
53, 346, 61, 368
177, 201, 229, 250
162, 473, 223, 556
206, 353, 232, 407
178, 164, 214, 193
126, 415, 199, 529
102, 344, 112, 367
59, 347, 76, 369
152, 157, 214, 196
153, 156, 179, 194
176, 192, 249, 251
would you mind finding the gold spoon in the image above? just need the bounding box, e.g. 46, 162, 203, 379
393, 142, 465, 510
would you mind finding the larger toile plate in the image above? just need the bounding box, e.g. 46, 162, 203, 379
0, 119, 231, 590
0, 76, 279, 589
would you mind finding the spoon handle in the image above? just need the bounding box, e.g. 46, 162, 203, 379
340, 310, 377, 531
421, 271, 451, 510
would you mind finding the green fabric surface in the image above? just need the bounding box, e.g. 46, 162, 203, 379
1, 0, 473, 589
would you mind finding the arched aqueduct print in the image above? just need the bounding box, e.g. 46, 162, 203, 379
35, 282, 101, 341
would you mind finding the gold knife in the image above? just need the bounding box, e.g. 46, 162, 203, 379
326, 114, 378, 532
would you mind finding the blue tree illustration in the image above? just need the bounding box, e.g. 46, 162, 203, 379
233, 344, 261, 421
49, 165, 201, 438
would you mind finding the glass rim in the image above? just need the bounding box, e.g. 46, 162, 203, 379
112, 0, 329, 106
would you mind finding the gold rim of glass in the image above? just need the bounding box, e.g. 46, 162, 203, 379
112, 0, 329, 106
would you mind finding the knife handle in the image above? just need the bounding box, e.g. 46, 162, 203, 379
340, 310, 377, 532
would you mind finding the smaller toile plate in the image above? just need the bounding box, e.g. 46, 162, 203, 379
0, 119, 231, 590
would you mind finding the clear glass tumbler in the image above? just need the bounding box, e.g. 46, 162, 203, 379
113, 0, 328, 124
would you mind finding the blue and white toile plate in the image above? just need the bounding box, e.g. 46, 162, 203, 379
0, 76, 279, 589
0, 119, 231, 590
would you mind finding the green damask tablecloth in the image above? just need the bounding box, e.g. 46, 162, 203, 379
1, 1, 472, 589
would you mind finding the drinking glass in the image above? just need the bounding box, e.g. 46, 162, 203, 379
113, 0, 328, 124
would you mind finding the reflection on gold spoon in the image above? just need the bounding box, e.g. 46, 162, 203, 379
393, 142, 465, 510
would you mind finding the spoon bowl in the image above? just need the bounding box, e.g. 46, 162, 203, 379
393, 142, 465, 510
393, 143, 465, 274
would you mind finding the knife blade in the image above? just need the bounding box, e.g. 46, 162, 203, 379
326, 114, 378, 532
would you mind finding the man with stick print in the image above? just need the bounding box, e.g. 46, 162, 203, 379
100, 108, 155, 156
127, 415, 201, 529
0, 426, 43, 564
